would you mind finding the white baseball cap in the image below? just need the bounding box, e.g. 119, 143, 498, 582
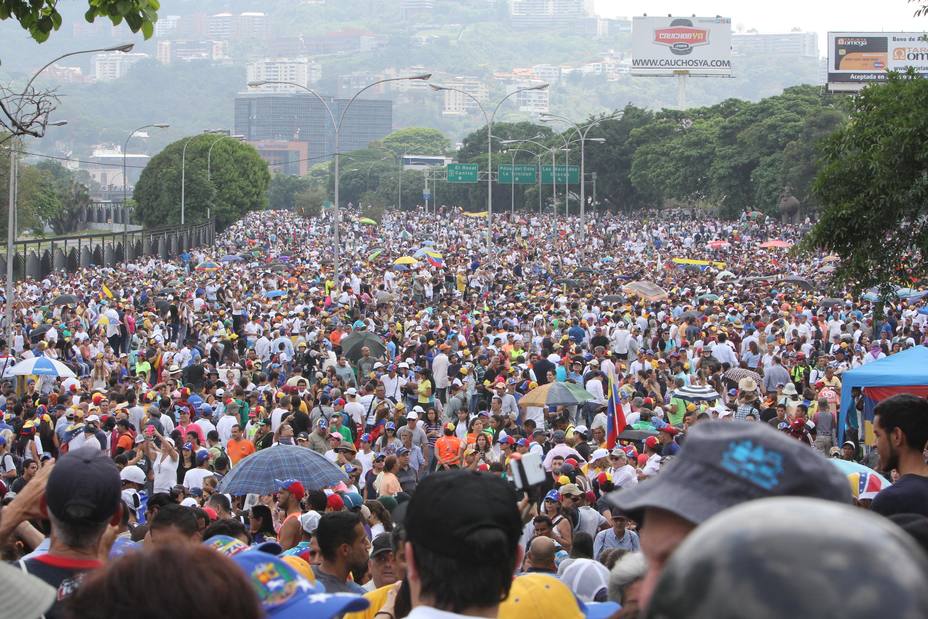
406, 412, 419, 420
120, 465, 146, 485
345, 387, 358, 396
300, 510, 321, 535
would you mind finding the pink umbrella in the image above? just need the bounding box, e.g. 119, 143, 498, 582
760, 240, 792, 249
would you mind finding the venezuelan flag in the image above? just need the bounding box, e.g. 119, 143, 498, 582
606, 376, 627, 449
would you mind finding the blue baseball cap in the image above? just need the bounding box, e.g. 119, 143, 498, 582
385, 422, 396, 430
544, 490, 560, 503
231, 550, 369, 619
317, 418, 328, 429
397, 447, 410, 456
196, 449, 210, 464
341, 492, 363, 510
359, 433, 371, 443
183, 442, 194, 451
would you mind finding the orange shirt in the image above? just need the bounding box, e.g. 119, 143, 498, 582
227, 438, 256, 464
435, 435, 463, 466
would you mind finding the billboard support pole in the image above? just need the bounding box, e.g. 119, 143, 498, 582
677, 73, 687, 109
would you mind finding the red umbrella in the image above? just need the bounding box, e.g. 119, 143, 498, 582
708, 240, 730, 250
759, 240, 792, 249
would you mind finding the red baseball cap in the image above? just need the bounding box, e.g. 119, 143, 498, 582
326, 493, 345, 511
659, 426, 680, 436
275, 479, 305, 501
645, 436, 660, 449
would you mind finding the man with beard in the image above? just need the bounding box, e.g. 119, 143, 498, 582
313, 511, 371, 594
871, 395, 928, 517
275, 479, 306, 550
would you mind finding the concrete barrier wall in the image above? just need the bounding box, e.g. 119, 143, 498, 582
4, 220, 214, 282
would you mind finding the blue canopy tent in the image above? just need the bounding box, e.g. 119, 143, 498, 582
838, 346, 928, 444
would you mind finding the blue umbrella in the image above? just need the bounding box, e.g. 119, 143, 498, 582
217, 445, 347, 495
10, 356, 76, 378
219, 255, 243, 263
263, 290, 286, 298
919, 307, 928, 316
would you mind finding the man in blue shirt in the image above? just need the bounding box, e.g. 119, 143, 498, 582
593, 513, 640, 560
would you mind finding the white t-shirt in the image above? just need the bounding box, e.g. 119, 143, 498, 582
183, 467, 214, 491
216, 415, 238, 446
153, 452, 179, 494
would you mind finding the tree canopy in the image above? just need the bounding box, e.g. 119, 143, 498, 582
381, 128, 450, 157
0, 0, 159, 42
805, 71, 928, 291
134, 135, 270, 230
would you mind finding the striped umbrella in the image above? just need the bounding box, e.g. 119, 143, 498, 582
672, 384, 720, 402
723, 367, 762, 385
217, 445, 347, 495
10, 356, 76, 378
518, 381, 596, 408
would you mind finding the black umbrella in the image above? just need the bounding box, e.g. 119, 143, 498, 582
154, 299, 171, 313
52, 294, 78, 306
268, 263, 288, 272
339, 331, 386, 362
602, 295, 625, 303
779, 276, 814, 291
156, 288, 175, 297
29, 324, 52, 341
821, 297, 844, 307
679, 310, 703, 321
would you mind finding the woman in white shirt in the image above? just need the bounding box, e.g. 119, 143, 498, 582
147, 433, 180, 494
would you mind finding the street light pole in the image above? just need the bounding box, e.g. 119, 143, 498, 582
429, 82, 548, 259
5, 44, 134, 349
248, 75, 431, 284
541, 111, 621, 240
124, 123, 169, 263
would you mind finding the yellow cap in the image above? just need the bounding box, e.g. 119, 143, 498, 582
498, 574, 586, 619
280, 555, 316, 585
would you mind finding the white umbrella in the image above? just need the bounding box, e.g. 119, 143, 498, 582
672, 384, 720, 402
10, 356, 76, 378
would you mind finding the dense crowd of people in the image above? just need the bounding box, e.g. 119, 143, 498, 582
0, 205, 927, 618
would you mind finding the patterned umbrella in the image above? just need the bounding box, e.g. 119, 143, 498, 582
723, 367, 762, 385
623, 280, 668, 302
10, 356, 76, 378
759, 240, 792, 249
672, 384, 720, 402
195, 260, 221, 271
217, 445, 347, 495
830, 459, 891, 499
518, 381, 596, 408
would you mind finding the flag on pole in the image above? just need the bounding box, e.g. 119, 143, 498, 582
102, 284, 114, 299
606, 375, 627, 449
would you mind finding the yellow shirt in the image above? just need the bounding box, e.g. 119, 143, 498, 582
344, 584, 392, 619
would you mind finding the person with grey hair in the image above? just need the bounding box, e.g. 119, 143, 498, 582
608, 551, 647, 609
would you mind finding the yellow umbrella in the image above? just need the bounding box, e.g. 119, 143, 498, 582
394, 256, 418, 265
462, 211, 488, 218
359, 217, 377, 225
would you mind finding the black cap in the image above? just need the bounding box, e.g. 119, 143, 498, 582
607, 420, 853, 525
46, 447, 121, 525
406, 470, 521, 563
370, 533, 393, 558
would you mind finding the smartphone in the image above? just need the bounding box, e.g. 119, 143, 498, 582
145, 425, 155, 437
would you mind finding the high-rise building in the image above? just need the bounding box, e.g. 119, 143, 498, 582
732, 32, 819, 58
206, 12, 235, 39
237, 12, 268, 38
154, 14, 181, 37
516, 86, 549, 115
246, 58, 322, 92
234, 92, 393, 170
509, 0, 596, 30
92, 52, 148, 81
156, 40, 230, 64
440, 77, 489, 116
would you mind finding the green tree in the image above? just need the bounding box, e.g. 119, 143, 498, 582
806, 71, 928, 290
0, 0, 158, 42
267, 173, 313, 211
134, 135, 270, 229
26, 160, 91, 234
295, 186, 327, 219
382, 127, 449, 156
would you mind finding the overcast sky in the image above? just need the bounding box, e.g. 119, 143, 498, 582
594, 0, 923, 54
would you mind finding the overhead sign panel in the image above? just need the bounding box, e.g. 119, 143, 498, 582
541, 165, 579, 185
631, 16, 732, 76
447, 163, 478, 183
827, 32, 928, 92
498, 164, 537, 184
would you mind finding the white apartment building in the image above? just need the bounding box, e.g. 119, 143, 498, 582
92, 52, 148, 82
440, 77, 489, 116
246, 58, 322, 91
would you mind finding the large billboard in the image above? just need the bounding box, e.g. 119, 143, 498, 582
631, 16, 732, 76
828, 32, 928, 91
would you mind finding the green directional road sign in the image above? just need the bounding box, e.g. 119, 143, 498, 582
498, 164, 537, 185
541, 165, 580, 184
447, 163, 479, 183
